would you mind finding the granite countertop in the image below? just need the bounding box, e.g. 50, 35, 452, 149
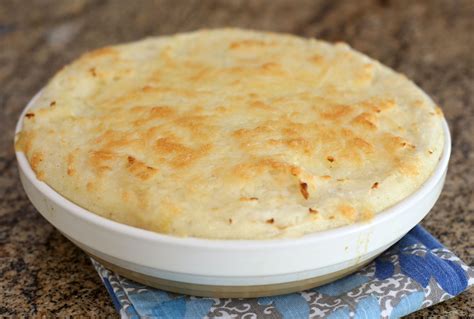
1, 0, 472, 316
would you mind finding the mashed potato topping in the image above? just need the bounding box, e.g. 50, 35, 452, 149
16, 29, 444, 239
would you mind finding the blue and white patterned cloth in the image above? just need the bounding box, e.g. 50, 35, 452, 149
92, 226, 473, 318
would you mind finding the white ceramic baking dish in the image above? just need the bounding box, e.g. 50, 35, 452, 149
15, 92, 451, 297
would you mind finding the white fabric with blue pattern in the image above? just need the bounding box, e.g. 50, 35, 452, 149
92, 226, 473, 319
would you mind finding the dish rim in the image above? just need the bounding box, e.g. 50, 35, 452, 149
15, 91, 451, 249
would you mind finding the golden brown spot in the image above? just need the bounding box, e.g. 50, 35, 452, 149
142, 85, 156, 93
250, 100, 272, 110
395, 159, 419, 176
413, 100, 424, 108
173, 114, 214, 139
285, 138, 313, 154
282, 126, 298, 137
126, 155, 158, 181
193, 106, 204, 113
86, 182, 94, 192
290, 166, 301, 176
30, 152, 44, 174
379, 99, 396, 111
94, 130, 145, 151
229, 39, 275, 49
50, 101, 56, 107
266, 218, 275, 224
434, 106, 444, 116
227, 67, 245, 75
82, 47, 118, 59
400, 141, 416, 149
232, 158, 292, 181
90, 150, 116, 161
155, 137, 212, 168
321, 175, 332, 180
67, 152, 76, 176
327, 156, 335, 163
122, 191, 130, 202
309, 208, 319, 214
232, 126, 272, 140
141, 126, 163, 141
361, 208, 375, 220
154, 137, 189, 153
339, 204, 357, 221
141, 85, 204, 98
267, 139, 280, 146
25, 113, 35, 119
356, 63, 375, 84
189, 67, 210, 82
108, 90, 142, 106
383, 134, 406, 153
299, 181, 309, 200
371, 182, 379, 189
321, 105, 353, 120
97, 166, 112, 173
352, 137, 374, 154
89, 67, 97, 77
150, 106, 175, 118
361, 98, 396, 113
260, 62, 285, 76
153, 200, 181, 233
240, 197, 259, 202
216, 106, 229, 113
308, 54, 324, 64
352, 112, 377, 131
15, 131, 34, 153
428, 150, 433, 154
158, 46, 174, 65
89, 150, 117, 174
228, 218, 233, 224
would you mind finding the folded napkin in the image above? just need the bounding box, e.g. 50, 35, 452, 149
92, 225, 473, 318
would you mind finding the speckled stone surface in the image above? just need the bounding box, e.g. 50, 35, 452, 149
0, 0, 472, 316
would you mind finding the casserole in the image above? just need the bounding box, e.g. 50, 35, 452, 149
15, 91, 450, 297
